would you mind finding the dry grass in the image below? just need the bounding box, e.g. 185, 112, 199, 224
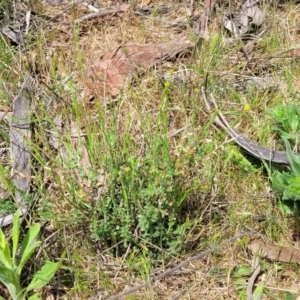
1, 0, 300, 299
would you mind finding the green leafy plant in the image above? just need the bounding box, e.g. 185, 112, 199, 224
269, 104, 300, 148
285, 292, 296, 300
270, 138, 300, 214
269, 104, 300, 213
231, 265, 284, 300
90, 82, 189, 256
0, 211, 64, 300
271, 138, 300, 194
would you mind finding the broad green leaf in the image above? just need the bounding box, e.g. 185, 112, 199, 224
237, 289, 246, 300
0, 229, 7, 249
28, 293, 41, 300
283, 176, 300, 200
12, 211, 20, 261
27, 261, 59, 291
2, 242, 12, 269
234, 266, 251, 276
272, 126, 293, 139
252, 283, 264, 300
285, 292, 296, 300
0, 266, 21, 300
0, 229, 11, 268
284, 138, 300, 176
0, 230, 12, 269
18, 224, 41, 273
27, 252, 65, 292
279, 201, 296, 215
263, 288, 280, 299
290, 119, 298, 134
271, 171, 292, 191
17, 241, 41, 276
280, 131, 293, 139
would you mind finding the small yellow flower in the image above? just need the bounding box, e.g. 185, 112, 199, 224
77, 189, 85, 197
124, 167, 131, 173
244, 104, 251, 111
164, 81, 171, 88
193, 88, 200, 94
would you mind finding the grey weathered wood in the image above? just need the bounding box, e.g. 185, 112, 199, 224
201, 88, 296, 166
9, 75, 35, 205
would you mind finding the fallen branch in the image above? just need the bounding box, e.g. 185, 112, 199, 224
0, 75, 36, 227
246, 258, 261, 300
201, 87, 296, 165
105, 231, 255, 300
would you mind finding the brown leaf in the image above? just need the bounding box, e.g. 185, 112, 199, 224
83, 39, 193, 101
248, 240, 300, 263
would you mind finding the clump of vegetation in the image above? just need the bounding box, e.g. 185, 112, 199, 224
0, 211, 64, 300
269, 104, 300, 148
2, 0, 300, 299
91, 154, 187, 255
90, 84, 190, 256
269, 104, 300, 213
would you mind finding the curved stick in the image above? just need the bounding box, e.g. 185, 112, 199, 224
201, 87, 295, 166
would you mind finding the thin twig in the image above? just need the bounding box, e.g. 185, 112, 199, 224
105, 231, 255, 300
246, 258, 261, 300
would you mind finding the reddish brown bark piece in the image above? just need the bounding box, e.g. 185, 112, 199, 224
83, 39, 193, 101
248, 240, 300, 263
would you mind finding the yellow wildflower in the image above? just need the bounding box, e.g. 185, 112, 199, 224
164, 81, 171, 88
244, 104, 251, 111
124, 167, 131, 173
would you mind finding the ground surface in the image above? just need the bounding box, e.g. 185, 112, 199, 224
1, 0, 300, 299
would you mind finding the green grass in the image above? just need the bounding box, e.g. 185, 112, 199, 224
1, 1, 300, 299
